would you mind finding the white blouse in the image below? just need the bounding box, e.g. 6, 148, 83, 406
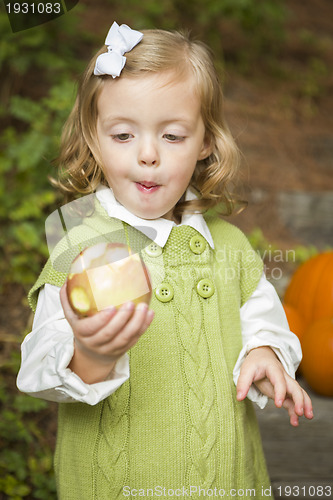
17, 186, 302, 408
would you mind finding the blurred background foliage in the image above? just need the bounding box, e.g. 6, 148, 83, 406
0, 0, 331, 497
0, 0, 330, 292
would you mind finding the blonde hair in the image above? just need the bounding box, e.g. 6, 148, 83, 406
52, 29, 243, 217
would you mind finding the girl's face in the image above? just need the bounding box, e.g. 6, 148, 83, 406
96, 71, 211, 221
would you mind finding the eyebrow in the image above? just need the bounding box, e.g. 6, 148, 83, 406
100, 116, 195, 128
100, 116, 136, 127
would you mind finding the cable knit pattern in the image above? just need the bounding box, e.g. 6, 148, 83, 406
159, 225, 217, 487
94, 384, 130, 498
29, 201, 273, 500
172, 282, 217, 488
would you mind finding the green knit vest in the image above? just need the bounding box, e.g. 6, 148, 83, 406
28, 201, 272, 500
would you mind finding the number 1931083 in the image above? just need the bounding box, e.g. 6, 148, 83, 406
276, 485, 332, 497
6, 2, 61, 14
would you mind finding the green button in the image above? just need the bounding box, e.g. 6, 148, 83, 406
196, 278, 214, 298
189, 235, 206, 254
145, 242, 163, 257
155, 283, 174, 303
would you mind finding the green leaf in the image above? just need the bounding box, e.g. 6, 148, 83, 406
0, 450, 28, 481
11, 222, 42, 249
13, 394, 48, 413
0, 474, 31, 497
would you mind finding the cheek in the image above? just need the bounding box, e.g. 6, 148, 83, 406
176, 150, 200, 176
170, 165, 195, 190
101, 162, 119, 185
101, 152, 127, 178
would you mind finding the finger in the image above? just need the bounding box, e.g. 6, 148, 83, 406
282, 397, 299, 427
254, 378, 275, 400
302, 389, 314, 420
121, 304, 155, 344
264, 365, 287, 408
107, 303, 152, 350
60, 283, 118, 336
138, 308, 155, 334
285, 377, 305, 416
93, 301, 136, 345
236, 363, 257, 401
282, 385, 314, 425
93, 304, 152, 356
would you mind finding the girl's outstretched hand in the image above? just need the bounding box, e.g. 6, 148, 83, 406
236, 346, 314, 427
60, 283, 154, 384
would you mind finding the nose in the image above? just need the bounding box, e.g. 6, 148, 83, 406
138, 137, 160, 167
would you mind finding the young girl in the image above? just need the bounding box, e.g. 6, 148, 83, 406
17, 22, 313, 499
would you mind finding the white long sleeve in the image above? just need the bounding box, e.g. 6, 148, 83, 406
16, 283, 129, 405
233, 273, 302, 409
17, 273, 301, 407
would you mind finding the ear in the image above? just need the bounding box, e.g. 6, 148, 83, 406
198, 135, 213, 161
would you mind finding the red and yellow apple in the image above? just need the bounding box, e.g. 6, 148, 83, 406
66, 242, 152, 317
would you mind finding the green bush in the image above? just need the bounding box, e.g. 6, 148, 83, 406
0, 352, 57, 499
117, 0, 287, 62
0, 8, 86, 290
0, 79, 77, 288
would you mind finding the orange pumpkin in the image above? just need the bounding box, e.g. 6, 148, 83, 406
284, 252, 333, 327
283, 303, 306, 342
300, 317, 333, 397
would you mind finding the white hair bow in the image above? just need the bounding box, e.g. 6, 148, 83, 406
94, 22, 143, 78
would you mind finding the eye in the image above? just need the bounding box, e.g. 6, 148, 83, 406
163, 134, 185, 142
111, 133, 133, 142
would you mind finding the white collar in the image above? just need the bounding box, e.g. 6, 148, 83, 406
95, 185, 215, 249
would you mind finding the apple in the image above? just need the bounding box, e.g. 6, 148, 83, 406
66, 242, 152, 317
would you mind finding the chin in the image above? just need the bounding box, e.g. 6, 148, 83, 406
143, 212, 173, 221
131, 207, 167, 221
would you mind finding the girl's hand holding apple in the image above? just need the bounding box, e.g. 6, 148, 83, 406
59, 242, 154, 384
